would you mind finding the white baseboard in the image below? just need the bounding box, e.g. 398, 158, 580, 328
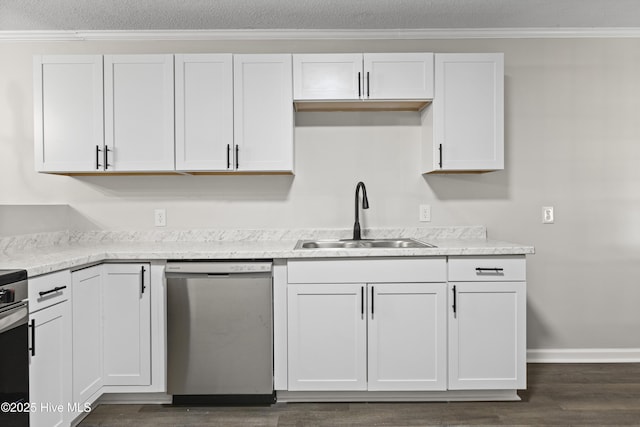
277, 389, 520, 402
527, 348, 640, 363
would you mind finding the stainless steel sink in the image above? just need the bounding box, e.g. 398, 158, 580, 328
294, 238, 436, 250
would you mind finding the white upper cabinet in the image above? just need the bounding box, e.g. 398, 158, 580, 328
364, 53, 434, 100
34, 55, 104, 173
104, 54, 175, 171
233, 54, 294, 172
293, 53, 433, 107
175, 54, 234, 172
293, 54, 363, 100
176, 54, 293, 173
425, 53, 504, 173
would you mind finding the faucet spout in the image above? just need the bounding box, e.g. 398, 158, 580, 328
353, 181, 369, 240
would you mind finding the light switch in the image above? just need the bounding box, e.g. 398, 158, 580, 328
154, 209, 167, 227
542, 206, 554, 224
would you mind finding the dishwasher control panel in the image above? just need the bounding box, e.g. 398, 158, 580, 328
166, 261, 272, 274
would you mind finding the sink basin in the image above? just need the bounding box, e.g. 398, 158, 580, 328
294, 238, 436, 250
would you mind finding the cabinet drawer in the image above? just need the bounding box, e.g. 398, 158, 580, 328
28, 269, 71, 312
288, 257, 446, 284
448, 256, 525, 282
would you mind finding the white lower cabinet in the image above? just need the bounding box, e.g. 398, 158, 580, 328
368, 283, 447, 391
28, 270, 73, 427
71, 265, 104, 417
447, 256, 527, 390
287, 282, 447, 392
286, 258, 448, 392
71, 262, 152, 394
284, 256, 527, 397
29, 301, 72, 427
448, 281, 526, 390
287, 284, 367, 391
28, 262, 163, 426
102, 263, 151, 386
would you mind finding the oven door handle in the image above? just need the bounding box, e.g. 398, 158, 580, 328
0, 302, 28, 335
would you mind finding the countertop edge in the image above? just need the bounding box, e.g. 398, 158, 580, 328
1, 240, 535, 278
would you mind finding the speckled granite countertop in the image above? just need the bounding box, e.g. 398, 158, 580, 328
0, 226, 534, 277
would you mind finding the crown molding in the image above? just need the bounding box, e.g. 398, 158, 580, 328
2, 28, 640, 42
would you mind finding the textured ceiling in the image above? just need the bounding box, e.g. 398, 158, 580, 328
1, 0, 640, 31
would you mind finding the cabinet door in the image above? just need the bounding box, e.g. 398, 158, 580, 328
287, 284, 366, 391
234, 54, 294, 172
29, 301, 72, 427
368, 283, 447, 391
104, 55, 175, 171
448, 281, 526, 390
71, 265, 103, 406
175, 54, 233, 171
102, 263, 151, 386
34, 55, 104, 172
433, 53, 504, 172
364, 53, 434, 100
293, 54, 363, 100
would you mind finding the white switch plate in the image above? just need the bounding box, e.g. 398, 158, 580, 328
154, 208, 167, 227
542, 206, 554, 224
419, 204, 431, 222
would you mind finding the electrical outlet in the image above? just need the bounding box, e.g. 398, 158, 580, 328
154, 208, 167, 227
542, 206, 554, 224
419, 204, 431, 222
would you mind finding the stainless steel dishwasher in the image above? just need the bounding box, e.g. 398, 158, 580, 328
165, 261, 274, 405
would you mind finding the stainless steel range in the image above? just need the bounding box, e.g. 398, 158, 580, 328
0, 269, 29, 427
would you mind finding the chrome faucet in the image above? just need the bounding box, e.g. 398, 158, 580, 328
353, 181, 369, 240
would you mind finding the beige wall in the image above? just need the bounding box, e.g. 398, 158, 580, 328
1, 37, 640, 351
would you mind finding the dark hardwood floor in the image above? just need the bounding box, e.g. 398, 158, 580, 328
79, 363, 640, 426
